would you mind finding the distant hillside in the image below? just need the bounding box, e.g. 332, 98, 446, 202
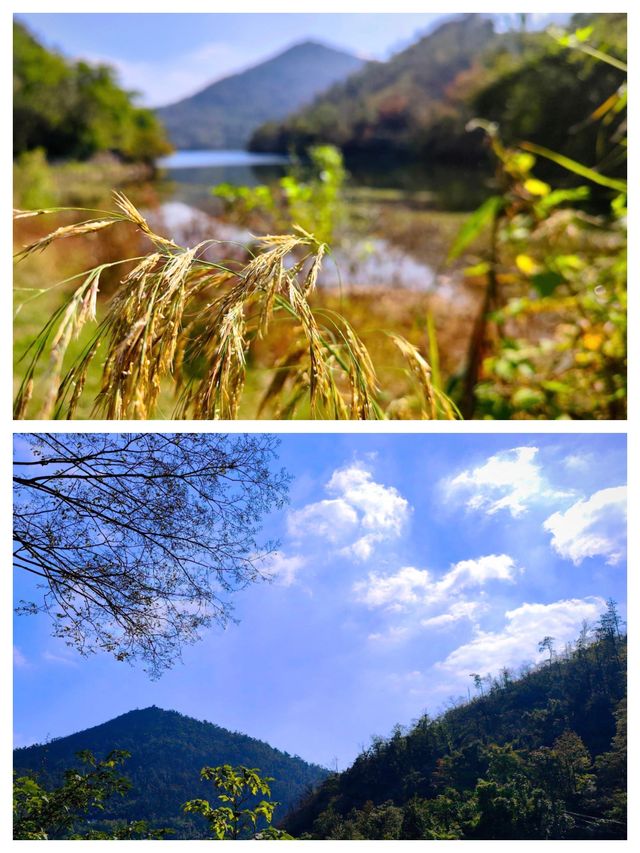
250, 13, 627, 174
250, 15, 496, 161
14, 707, 328, 838
157, 41, 365, 150
283, 625, 626, 840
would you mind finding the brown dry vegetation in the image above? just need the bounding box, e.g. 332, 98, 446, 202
14, 195, 463, 420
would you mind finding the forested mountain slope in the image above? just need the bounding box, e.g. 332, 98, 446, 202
249, 15, 496, 160
250, 13, 626, 174
157, 41, 365, 150
283, 620, 626, 840
14, 706, 328, 838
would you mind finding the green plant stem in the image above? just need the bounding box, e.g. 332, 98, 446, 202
461, 215, 499, 418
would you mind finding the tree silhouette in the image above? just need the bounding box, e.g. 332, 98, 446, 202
470, 673, 485, 696
13, 433, 289, 676
538, 636, 555, 664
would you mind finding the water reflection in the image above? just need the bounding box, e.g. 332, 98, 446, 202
153, 150, 483, 293
151, 200, 441, 293
158, 150, 289, 169
158, 150, 290, 211
157, 149, 491, 214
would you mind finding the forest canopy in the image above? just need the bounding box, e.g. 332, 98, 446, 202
250, 13, 627, 180
13, 20, 171, 162
284, 608, 626, 840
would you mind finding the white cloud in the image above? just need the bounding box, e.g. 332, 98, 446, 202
437, 596, 605, 677
355, 566, 432, 611
368, 625, 410, 643
445, 446, 565, 517
563, 453, 592, 472
288, 498, 359, 544
288, 461, 410, 560
43, 650, 79, 667
543, 486, 627, 565
345, 535, 379, 561
266, 552, 306, 587
435, 554, 519, 594
354, 554, 518, 613
13, 646, 28, 668
421, 600, 487, 629
79, 42, 256, 107
327, 464, 409, 536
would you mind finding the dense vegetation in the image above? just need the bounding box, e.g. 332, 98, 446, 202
14, 749, 171, 840
14, 612, 626, 840
448, 116, 626, 420
251, 15, 493, 162
13, 707, 327, 838
157, 41, 364, 150
468, 15, 627, 181
13, 20, 171, 163
250, 13, 626, 180
282, 609, 626, 839
183, 764, 292, 839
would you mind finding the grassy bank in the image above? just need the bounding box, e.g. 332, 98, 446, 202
13, 149, 159, 210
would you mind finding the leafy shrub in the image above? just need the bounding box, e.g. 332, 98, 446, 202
214, 145, 347, 245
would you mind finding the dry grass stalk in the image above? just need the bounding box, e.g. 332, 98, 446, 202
15, 219, 117, 261
14, 193, 459, 420
388, 333, 460, 419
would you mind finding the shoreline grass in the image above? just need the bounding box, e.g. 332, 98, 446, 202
14, 194, 459, 421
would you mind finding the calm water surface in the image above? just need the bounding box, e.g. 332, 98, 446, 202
153, 150, 484, 291
158, 150, 290, 169
157, 150, 290, 211
157, 149, 488, 213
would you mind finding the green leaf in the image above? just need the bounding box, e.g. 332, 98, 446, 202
612, 193, 627, 216
521, 142, 627, 193
541, 380, 573, 394
574, 26, 594, 42
511, 387, 545, 410
494, 359, 515, 381
524, 178, 551, 197
509, 152, 536, 174
555, 254, 584, 273
426, 312, 442, 392
464, 261, 491, 276
536, 186, 590, 217
531, 271, 565, 297
448, 196, 503, 261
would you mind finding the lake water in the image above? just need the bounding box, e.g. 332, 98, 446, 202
153, 150, 480, 291
157, 149, 488, 213
157, 150, 290, 212
158, 150, 290, 169
150, 200, 442, 293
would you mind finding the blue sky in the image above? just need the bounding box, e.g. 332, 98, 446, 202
16, 13, 570, 107
14, 433, 626, 769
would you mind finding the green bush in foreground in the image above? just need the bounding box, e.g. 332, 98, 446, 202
184, 764, 293, 839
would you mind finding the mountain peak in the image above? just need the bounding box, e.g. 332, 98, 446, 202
249, 13, 497, 156
279, 39, 354, 56
157, 40, 365, 150
14, 707, 328, 837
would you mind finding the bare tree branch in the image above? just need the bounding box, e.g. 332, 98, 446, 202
13, 433, 290, 677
